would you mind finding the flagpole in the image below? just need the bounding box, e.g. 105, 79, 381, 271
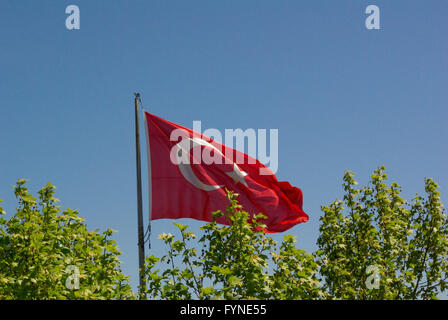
134, 92, 146, 298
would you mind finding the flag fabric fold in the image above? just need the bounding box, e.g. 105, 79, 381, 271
144, 111, 308, 233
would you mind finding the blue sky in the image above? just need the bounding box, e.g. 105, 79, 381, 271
0, 0, 447, 292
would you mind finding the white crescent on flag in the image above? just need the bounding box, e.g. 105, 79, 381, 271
173, 137, 248, 191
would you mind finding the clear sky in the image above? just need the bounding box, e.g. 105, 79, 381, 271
0, 0, 447, 292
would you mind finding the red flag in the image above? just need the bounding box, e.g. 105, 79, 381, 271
144, 111, 308, 233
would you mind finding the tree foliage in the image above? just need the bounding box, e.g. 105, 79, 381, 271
144, 190, 322, 300
0, 180, 133, 299
1, 166, 447, 300
316, 166, 448, 299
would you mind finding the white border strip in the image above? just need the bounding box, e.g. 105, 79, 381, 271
143, 110, 152, 222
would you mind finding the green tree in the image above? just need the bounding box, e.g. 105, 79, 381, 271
144, 189, 322, 300
316, 166, 448, 299
3, 166, 446, 300
0, 180, 133, 299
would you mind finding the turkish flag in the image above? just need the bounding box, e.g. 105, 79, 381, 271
144, 111, 308, 233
